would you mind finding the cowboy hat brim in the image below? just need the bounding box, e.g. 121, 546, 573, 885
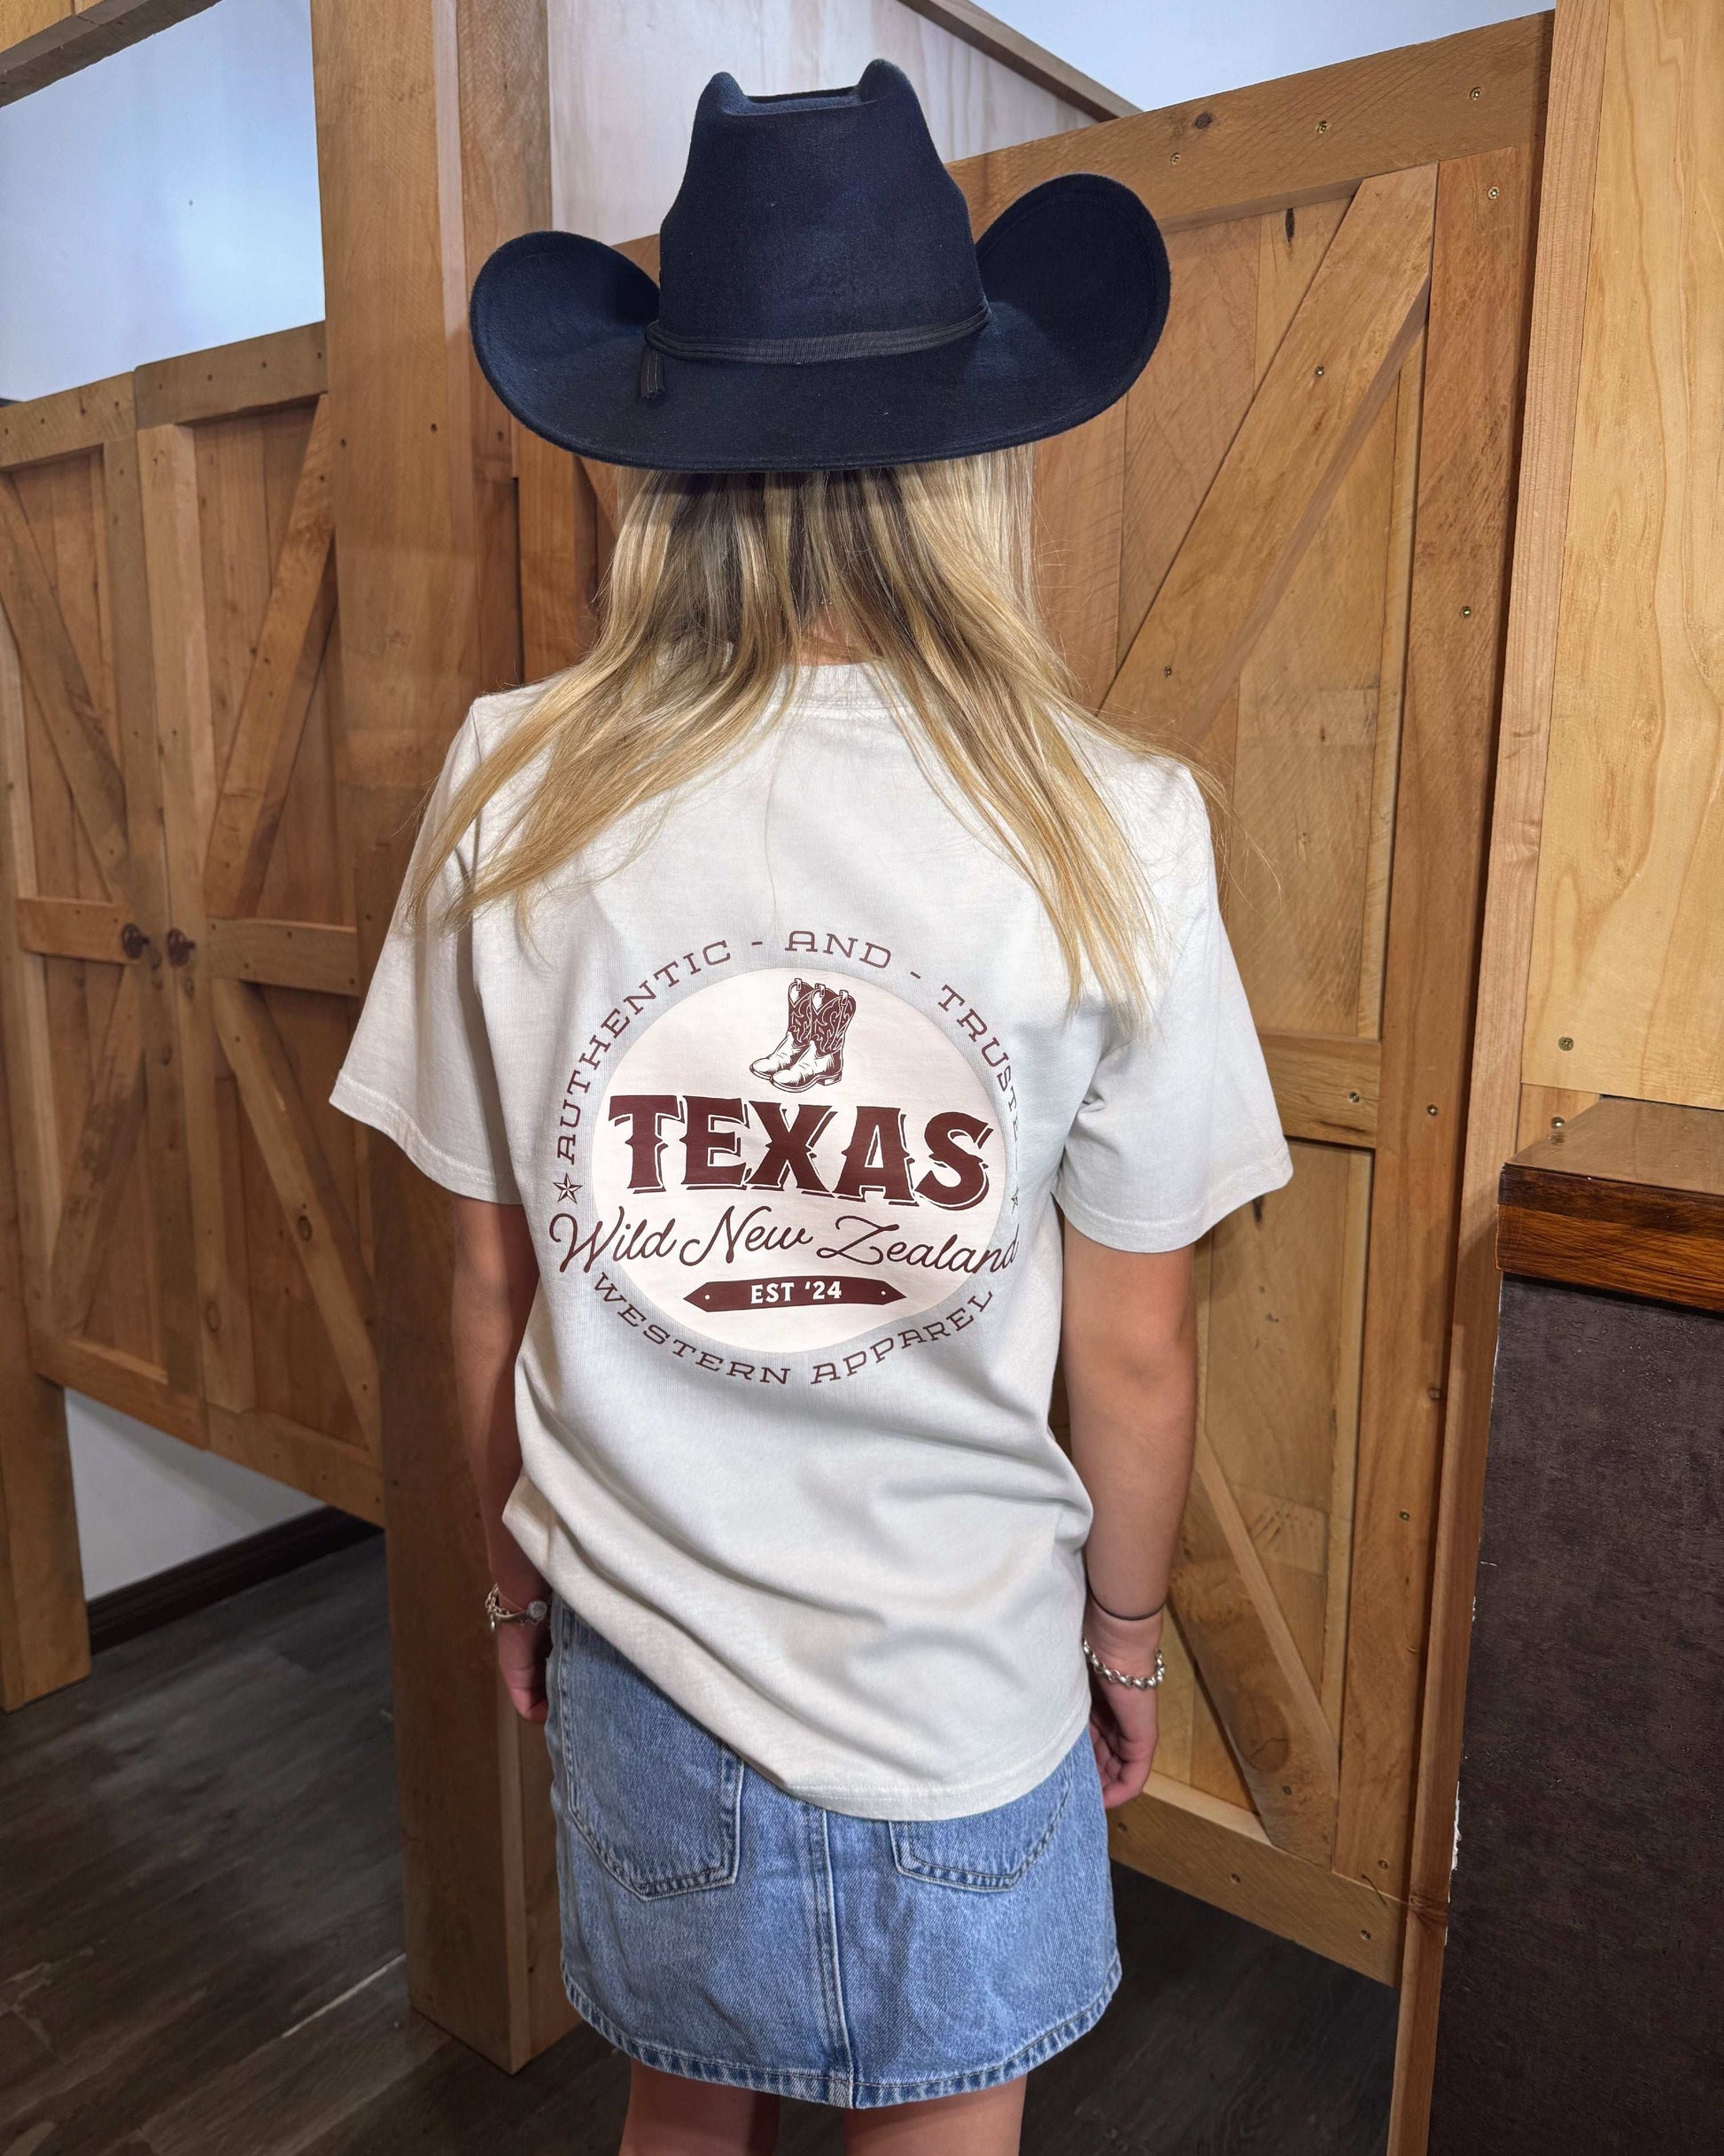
470, 174, 1169, 474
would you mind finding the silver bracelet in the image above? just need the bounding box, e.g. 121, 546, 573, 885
485, 1584, 549, 1631
1083, 1635, 1164, 1690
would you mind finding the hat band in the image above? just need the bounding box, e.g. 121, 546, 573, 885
644, 301, 990, 368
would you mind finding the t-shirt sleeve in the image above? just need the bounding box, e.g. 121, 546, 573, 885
329, 703, 523, 1204
1055, 764, 1292, 1251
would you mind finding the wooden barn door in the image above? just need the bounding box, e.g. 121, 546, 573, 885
0, 326, 382, 1528
135, 328, 381, 1523
516, 19, 1548, 1992
963, 52, 1540, 1983
0, 379, 203, 1440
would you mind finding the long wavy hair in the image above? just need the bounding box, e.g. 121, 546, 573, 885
407, 447, 1166, 1020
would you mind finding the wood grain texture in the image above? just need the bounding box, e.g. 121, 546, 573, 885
0, 469, 132, 891
205, 916, 360, 995
0, 0, 218, 105
1495, 1094, 1724, 1311
0, 579, 62, 1314
1522, 0, 1724, 1111
207, 1403, 384, 1523
29, 1323, 206, 1445
139, 419, 258, 1414
1390, 12, 1611, 2149
1339, 144, 1536, 1904
311, 0, 571, 2068
0, 370, 132, 469
949, 13, 1551, 232
211, 975, 378, 1444
46, 966, 144, 1331
1105, 167, 1434, 745
1260, 1033, 1380, 1146
1034, 399, 1125, 708
1172, 1432, 1341, 1862
202, 396, 338, 919
105, 428, 204, 1397
133, 321, 328, 429
1112, 1775, 1402, 1984
0, 1016, 85, 1710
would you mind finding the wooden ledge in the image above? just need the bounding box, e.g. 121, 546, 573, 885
1496, 1096, 1724, 1314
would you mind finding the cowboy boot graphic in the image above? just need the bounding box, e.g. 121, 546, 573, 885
749, 977, 813, 1080
777, 985, 856, 1092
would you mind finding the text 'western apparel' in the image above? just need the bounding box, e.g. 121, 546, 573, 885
330, 665, 1292, 1819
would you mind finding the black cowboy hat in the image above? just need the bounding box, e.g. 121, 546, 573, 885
470, 60, 1169, 473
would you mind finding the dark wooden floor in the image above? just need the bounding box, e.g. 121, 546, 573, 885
0, 1544, 1395, 2153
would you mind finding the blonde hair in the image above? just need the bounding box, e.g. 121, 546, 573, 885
408, 448, 1165, 1019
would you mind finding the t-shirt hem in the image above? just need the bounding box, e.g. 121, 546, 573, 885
506, 1479, 1094, 1823
330, 1069, 521, 1205
1057, 1137, 1294, 1253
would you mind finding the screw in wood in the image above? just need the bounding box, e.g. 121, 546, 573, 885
1316, 118, 1328, 133
1558, 1035, 1574, 1050
1461, 605, 1472, 617
1470, 85, 1481, 99
1487, 186, 1500, 200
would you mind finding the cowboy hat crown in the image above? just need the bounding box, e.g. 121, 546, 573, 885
471, 59, 1169, 472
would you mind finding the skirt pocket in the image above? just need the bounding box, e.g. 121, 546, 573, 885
556, 1607, 743, 1900
888, 1744, 1074, 1892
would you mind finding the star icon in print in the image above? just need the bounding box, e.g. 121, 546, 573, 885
749, 977, 858, 1093
553, 1174, 582, 1202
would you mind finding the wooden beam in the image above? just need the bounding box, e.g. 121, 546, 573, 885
1338, 141, 1538, 1906
133, 322, 328, 429
1172, 1432, 1341, 1863
310, 0, 568, 2069
211, 976, 378, 1444
47, 971, 146, 1335
515, 425, 594, 678
203, 396, 338, 919
27, 1325, 206, 1447
1495, 1095, 1724, 1313
207, 1404, 384, 1525
14, 894, 126, 962
0, 598, 62, 1315
104, 429, 204, 1398
0, 471, 133, 892
1105, 166, 1435, 744
1261, 1031, 1380, 1146
0, 370, 133, 471
894, 0, 1136, 122
1389, 11, 1609, 2148
204, 917, 360, 996
138, 420, 256, 1413
948, 13, 1551, 233
0, 1016, 86, 1711
1111, 1773, 1402, 1983
0, 0, 218, 106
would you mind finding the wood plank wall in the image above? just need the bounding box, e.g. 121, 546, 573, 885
1518, 0, 1723, 1117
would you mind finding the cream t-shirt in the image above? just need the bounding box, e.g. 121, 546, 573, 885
330, 665, 1291, 1818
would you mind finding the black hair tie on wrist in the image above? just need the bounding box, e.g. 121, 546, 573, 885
1086, 1585, 1167, 1623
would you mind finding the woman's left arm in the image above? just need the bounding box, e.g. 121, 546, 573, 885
451, 1194, 549, 1721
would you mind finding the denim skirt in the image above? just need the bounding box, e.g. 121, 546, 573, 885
545, 1601, 1120, 2109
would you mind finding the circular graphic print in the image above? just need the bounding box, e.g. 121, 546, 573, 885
590, 966, 1007, 1352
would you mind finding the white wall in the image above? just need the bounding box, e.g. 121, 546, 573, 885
985, 0, 1533, 114
547, 0, 1091, 243
0, 0, 326, 1592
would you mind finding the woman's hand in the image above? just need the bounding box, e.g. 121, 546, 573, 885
496, 1611, 553, 1724
492, 1554, 553, 1724
1084, 1597, 1162, 1809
